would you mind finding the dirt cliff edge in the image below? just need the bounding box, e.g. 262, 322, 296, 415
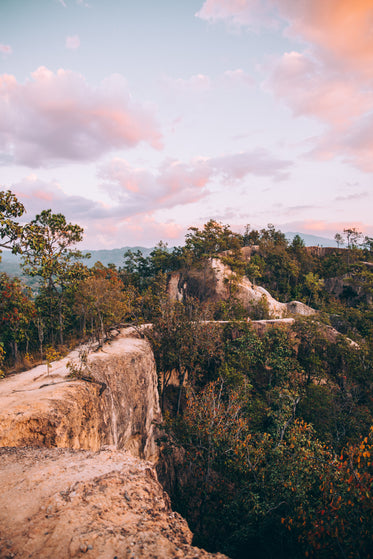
0, 330, 227, 558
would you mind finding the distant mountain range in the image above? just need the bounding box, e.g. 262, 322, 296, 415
0, 233, 338, 277
0, 246, 153, 278
285, 232, 339, 248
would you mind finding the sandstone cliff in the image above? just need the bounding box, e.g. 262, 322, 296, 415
0, 330, 227, 559
0, 330, 161, 460
168, 257, 315, 318
0, 447, 227, 559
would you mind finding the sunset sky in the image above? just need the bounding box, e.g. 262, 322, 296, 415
1, 0, 373, 248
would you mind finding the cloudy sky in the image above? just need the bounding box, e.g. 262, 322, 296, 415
1, 0, 373, 248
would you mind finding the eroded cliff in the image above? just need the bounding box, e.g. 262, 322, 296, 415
0, 330, 227, 558
0, 329, 161, 460
168, 258, 315, 318
0, 447, 227, 559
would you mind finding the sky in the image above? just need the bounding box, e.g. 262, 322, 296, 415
1, 0, 373, 249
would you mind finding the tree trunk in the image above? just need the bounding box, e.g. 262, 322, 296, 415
177, 369, 186, 415
13, 340, 19, 364
58, 298, 64, 346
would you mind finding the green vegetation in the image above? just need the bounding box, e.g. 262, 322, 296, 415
1, 191, 373, 557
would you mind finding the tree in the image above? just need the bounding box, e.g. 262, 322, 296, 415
144, 299, 223, 412
185, 220, 242, 261
334, 233, 343, 248
122, 242, 181, 293
304, 271, 323, 306
343, 227, 363, 249
242, 224, 260, 246
291, 234, 305, 250
21, 210, 88, 345
0, 189, 25, 259
74, 264, 132, 345
0, 273, 36, 363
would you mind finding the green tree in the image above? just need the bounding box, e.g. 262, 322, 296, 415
144, 299, 223, 412
21, 210, 88, 345
0, 273, 36, 364
184, 220, 243, 261
290, 234, 305, 251
74, 264, 132, 345
304, 271, 323, 306
0, 189, 25, 259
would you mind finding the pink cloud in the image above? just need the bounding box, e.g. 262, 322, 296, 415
197, 0, 373, 172
195, 0, 276, 28
197, 0, 373, 75
210, 149, 290, 181
0, 44, 12, 56
0, 67, 162, 167
65, 35, 80, 50
266, 48, 373, 170
267, 51, 373, 127
98, 149, 291, 215
98, 157, 212, 213
12, 175, 186, 248
311, 113, 373, 172
12, 176, 107, 222
118, 216, 184, 245
275, 0, 373, 78
88, 216, 185, 249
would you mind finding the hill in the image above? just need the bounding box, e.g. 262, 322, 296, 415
285, 232, 338, 247
0, 246, 153, 277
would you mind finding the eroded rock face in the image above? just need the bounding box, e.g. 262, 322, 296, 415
0, 447, 227, 559
0, 330, 228, 559
168, 258, 316, 318
211, 259, 316, 318
0, 330, 161, 461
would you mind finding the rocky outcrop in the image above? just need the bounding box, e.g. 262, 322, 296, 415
168, 258, 315, 319
324, 275, 373, 305
0, 329, 227, 558
0, 447, 227, 559
0, 329, 161, 460
211, 258, 315, 318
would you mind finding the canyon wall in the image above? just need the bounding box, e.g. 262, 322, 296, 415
0, 447, 227, 559
0, 330, 161, 460
0, 329, 228, 558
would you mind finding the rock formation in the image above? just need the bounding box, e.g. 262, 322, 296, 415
0, 329, 161, 460
0, 447, 227, 559
0, 329, 227, 559
168, 257, 316, 318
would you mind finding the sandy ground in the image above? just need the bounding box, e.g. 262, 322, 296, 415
0, 447, 227, 559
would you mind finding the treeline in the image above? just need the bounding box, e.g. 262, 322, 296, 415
0, 191, 133, 373
1, 187, 373, 372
